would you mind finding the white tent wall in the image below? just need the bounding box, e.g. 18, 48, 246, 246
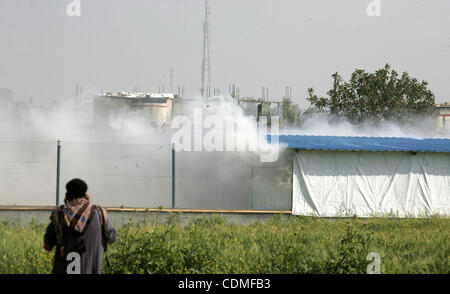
292, 150, 450, 217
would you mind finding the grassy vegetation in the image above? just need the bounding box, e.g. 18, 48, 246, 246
0, 214, 448, 274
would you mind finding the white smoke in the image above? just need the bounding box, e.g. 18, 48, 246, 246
283, 111, 450, 138
0, 92, 446, 208
0, 94, 171, 144
0, 93, 283, 207
177, 95, 279, 157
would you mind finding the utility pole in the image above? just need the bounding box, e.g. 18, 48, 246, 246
56, 140, 61, 206
200, 0, 211, 98
172, 143, 176, 209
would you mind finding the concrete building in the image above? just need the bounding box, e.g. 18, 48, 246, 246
96, 91, 182, 128
436, 102, 450, 130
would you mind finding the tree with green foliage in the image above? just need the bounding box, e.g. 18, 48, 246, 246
307, 64, 437, 124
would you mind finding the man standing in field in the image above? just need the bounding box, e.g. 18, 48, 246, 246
44, 178, 117, 274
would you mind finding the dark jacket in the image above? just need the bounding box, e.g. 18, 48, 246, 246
44, 207, 117, 274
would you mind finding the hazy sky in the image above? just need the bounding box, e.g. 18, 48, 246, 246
1, 0, 449, 108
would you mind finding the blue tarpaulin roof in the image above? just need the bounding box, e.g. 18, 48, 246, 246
268, 135, 450, 153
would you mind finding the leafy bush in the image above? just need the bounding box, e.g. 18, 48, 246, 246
324, 222, 373, 274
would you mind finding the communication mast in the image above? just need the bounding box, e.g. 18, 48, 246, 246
200, 0, 211, 98
169, 66, 174, 93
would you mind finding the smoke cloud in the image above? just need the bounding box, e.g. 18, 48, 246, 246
0, 92, 446, 208
284, 112, 449, 138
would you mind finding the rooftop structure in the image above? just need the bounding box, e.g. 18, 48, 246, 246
97, 91, 180, 128
269, 135, 450, 153
100, 91, 176, 99
436, 102, 450, 108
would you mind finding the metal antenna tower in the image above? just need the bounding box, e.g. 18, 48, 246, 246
169, 66, 174, 93
200, 0, 211, 98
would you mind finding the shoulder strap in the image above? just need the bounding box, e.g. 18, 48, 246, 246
53, 205, 65, 257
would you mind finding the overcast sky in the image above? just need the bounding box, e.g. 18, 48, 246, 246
1, 0, 449, 108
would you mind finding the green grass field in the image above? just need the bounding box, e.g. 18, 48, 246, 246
0, 214, 448, 274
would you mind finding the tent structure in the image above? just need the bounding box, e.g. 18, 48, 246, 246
274, 135, 450, 217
